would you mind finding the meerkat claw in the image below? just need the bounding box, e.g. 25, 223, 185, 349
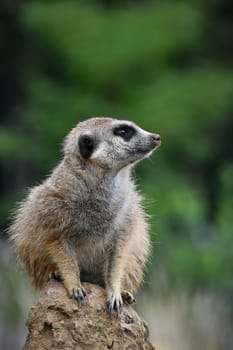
71, 287, 87, 304
107, 294, 123, 316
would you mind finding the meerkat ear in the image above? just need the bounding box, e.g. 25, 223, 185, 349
78, 135, 95, 159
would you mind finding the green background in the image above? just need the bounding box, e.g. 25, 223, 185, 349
0, 1, 233, 349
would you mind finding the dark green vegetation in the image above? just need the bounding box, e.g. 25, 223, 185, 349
1, 0, 233, 328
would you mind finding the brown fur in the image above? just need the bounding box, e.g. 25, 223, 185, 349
9, 117, 160, 313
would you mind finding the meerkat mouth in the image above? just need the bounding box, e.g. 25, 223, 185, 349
143, 139, 161, 158
138, 139, 161, 155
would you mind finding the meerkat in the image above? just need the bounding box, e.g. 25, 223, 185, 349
9, 117, 161, 314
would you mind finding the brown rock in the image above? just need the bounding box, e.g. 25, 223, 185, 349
23, 280, 155, 350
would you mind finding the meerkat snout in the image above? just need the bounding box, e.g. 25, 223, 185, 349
148, 133, 161, 151
152, 133, 161, 144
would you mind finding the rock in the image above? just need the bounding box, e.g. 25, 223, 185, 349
23, 280, 155, 350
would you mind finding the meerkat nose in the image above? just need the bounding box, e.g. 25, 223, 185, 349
151, 133, 161, 145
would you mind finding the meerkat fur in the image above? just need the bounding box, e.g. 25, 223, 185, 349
9, 117, 161, 314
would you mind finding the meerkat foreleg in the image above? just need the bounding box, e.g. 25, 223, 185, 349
105, 239, 134, 315
46, 239, 87, 303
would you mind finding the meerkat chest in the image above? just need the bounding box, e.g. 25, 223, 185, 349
68, 173, 135, 236
71, 188, 119, 235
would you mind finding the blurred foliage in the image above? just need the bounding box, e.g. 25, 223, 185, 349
1, 0, 233, 324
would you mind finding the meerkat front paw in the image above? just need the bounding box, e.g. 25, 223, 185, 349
121, 290, 135, 305
69, 285, 87, 304
107, 291, 123, 315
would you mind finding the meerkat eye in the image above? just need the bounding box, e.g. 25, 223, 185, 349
113, 125, 136, 141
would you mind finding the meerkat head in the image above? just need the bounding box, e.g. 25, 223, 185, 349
63, 117, 160, 172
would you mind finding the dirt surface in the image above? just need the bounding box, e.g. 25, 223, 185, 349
23, 280, 155, 350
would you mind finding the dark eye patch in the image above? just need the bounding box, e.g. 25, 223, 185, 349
113, 124, 136, 141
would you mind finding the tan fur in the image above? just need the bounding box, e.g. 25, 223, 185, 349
9, 117, 160, 312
